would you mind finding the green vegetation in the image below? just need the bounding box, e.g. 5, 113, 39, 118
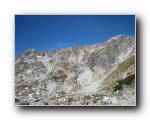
114, 84, 122, 92
103, 56, 135, 83
52, 76, 59, 81
15, 98, 20, 103
118, 74, 135, 85
113, 74, 135, 92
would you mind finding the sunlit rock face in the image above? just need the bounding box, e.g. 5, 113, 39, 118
15, 35, 136, 106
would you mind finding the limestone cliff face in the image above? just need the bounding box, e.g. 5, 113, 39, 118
15, 35, 136, 106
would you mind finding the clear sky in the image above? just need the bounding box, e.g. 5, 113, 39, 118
15, 15, 135, 56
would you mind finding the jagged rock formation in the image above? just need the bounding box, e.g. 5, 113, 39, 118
15, 35, 136, 106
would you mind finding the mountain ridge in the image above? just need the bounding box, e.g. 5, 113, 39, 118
15, 35, 136, 106
16, 35, 134, 57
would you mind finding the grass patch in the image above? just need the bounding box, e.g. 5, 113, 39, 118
113, 74, 135, 92
53, 76, 59, 80
15, 98, 20, 103
114, 84, 122, 92
118, 74, 135, 85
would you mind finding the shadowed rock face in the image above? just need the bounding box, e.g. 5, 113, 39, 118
15, 35, 136, 106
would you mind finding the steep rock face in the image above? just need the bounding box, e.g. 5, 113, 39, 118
15, 35, 136, 105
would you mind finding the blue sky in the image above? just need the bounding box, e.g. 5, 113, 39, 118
15, 15, 135, 56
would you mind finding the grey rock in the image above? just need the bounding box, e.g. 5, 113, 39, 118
15, 35, 135, 106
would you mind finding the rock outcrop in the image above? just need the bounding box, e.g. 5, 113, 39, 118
15, 35, 136, 106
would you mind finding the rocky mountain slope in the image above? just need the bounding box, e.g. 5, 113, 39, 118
15, 35, 136, 106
